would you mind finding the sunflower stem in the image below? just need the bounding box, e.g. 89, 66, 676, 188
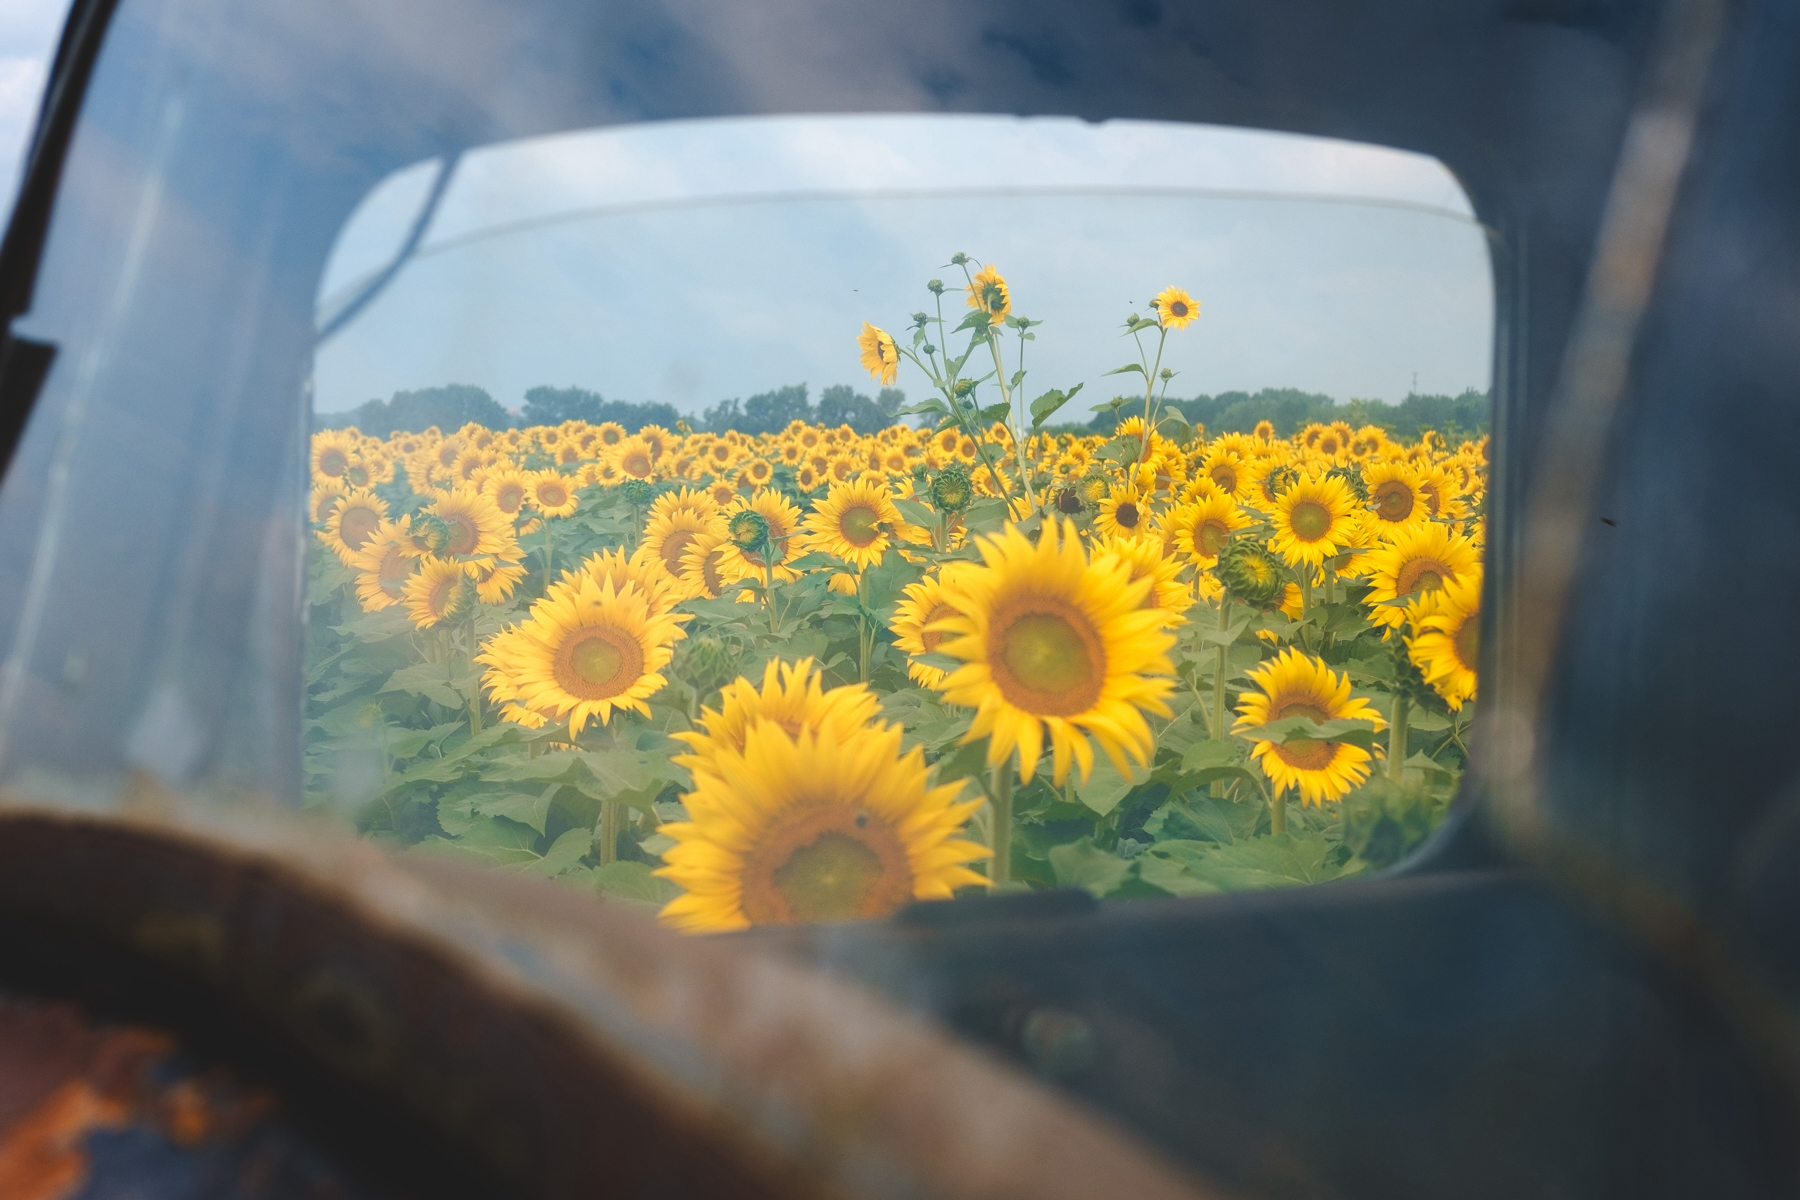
857, 571, 872, 684
1269, 790, 1288, 836
1140, 326, 1169, 463
1389, 692, 1410, 782
598, 799, 620, 866
989, 761, 1014, 884
985, 330, 1038, 514
1212, 597, 1233, 742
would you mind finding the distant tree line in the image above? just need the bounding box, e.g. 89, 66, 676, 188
317, 381, 1487, 443
698, 383, 905, 436
315, 382, 906, 437
1086, 386, 1491, 442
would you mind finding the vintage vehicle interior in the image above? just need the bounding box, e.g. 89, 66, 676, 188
0, 0, 1795, 1196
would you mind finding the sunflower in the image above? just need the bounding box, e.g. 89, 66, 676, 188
1234, 648, 1387, 806
655, 719, 989, 931
744, 458, 774, 487
1239, 457, 1291, 507
563, 545, 684, 616
351, 518, 414, 612
1362, 522, 1481, 630
322, 488, 388, 565
1200, 445, 1249, 499
717, 489, 803, 585
1362, 460, 1428, 531
891, 568, 970, 688
470, 556, 529, 605
1168, 493, 1249, 567
642, 505, 723, 588
1151, 286, 1200, 330
932, 520, 1176, 785
1414, 464, 1468, 522
526, 471, 580, 518
706, 481, 738, 508
1408, 567, 1481, 710
478, 574, 681, 737
483, 468, 533, 519
310, 484, 347, 525
310, 430, 359, 481
672, 657, 882, 773
1094, 484, 1150, 541
804, 477, 900, 571
678, 529, 733, 600
1090, 536, 1195, 626
1269, 473, 1357, 568
402, 556, 478, 629
424, 488, 513, 559
858, 323, 900, 386
612, 437, 657, 482
964, 264, 1012, 326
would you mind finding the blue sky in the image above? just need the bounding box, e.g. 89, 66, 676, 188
316, 115, 1493, 418
0, 9, 1493, 420
0, 0, 66, 211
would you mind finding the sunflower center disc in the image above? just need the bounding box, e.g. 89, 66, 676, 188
920, 604, 957, 654
1213, 467, 1236, 492
1455, 613, 1481, 671
1268, 701, 1337, 770
496, 485, 524, 513
542, 485, 567, 507
996, 609, 1104, 716
340, 508, 380, 550
659, 531, 695, 574
1199, 522, 1226, 556
556, 628, 643, 700
1397, 559, 1450, 596
743, 808, 914, 924
1290, 501, 1332, 541
1377, 483, 1413, 519
445, 515, 479, 556
840, 505, 882, 547
1115, 502, 1140, 528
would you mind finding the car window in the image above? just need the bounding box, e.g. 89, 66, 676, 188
303, 114, 1491, 927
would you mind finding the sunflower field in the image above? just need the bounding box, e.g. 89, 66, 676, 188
305, 260, 1486, 932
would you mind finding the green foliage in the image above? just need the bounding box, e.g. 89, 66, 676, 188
1089, 386, 1491, 440
521, 385, 680, 430
320, 384, 513, 436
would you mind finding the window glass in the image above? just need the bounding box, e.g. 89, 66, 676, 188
304, 115, 1490, 927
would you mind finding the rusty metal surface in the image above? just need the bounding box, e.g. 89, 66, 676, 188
0, 790, 1221, 1200
0, 994, 375, 1200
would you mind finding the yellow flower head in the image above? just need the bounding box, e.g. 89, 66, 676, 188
655, 720, 990, 931
858, 322, 900, 386
1234, 648, 1387, 805
965, 264, 1011, 326
1152, 286, 1200, 330
1408, 566, 1482, 710
933, 520, 1176, 786
673, 657, 883, 776
478, 573, 682, 737
1362, 522, 1481, 630
804, 477, 901, 571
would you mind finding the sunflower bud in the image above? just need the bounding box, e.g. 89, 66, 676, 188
1326, 464, 1368, 502
620, 479, 654, 506
1390, 635, 1436, 706
930, 462, 973, 514
728, 510, 770, 552
1053, 484, 1086, 515
681, 635, 737, 696
949, 253, 969, 266
1218, 539, 1286, 610
1263, 464, 1301, 500
441, 573, 480, 623
409, 513, 450, 556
